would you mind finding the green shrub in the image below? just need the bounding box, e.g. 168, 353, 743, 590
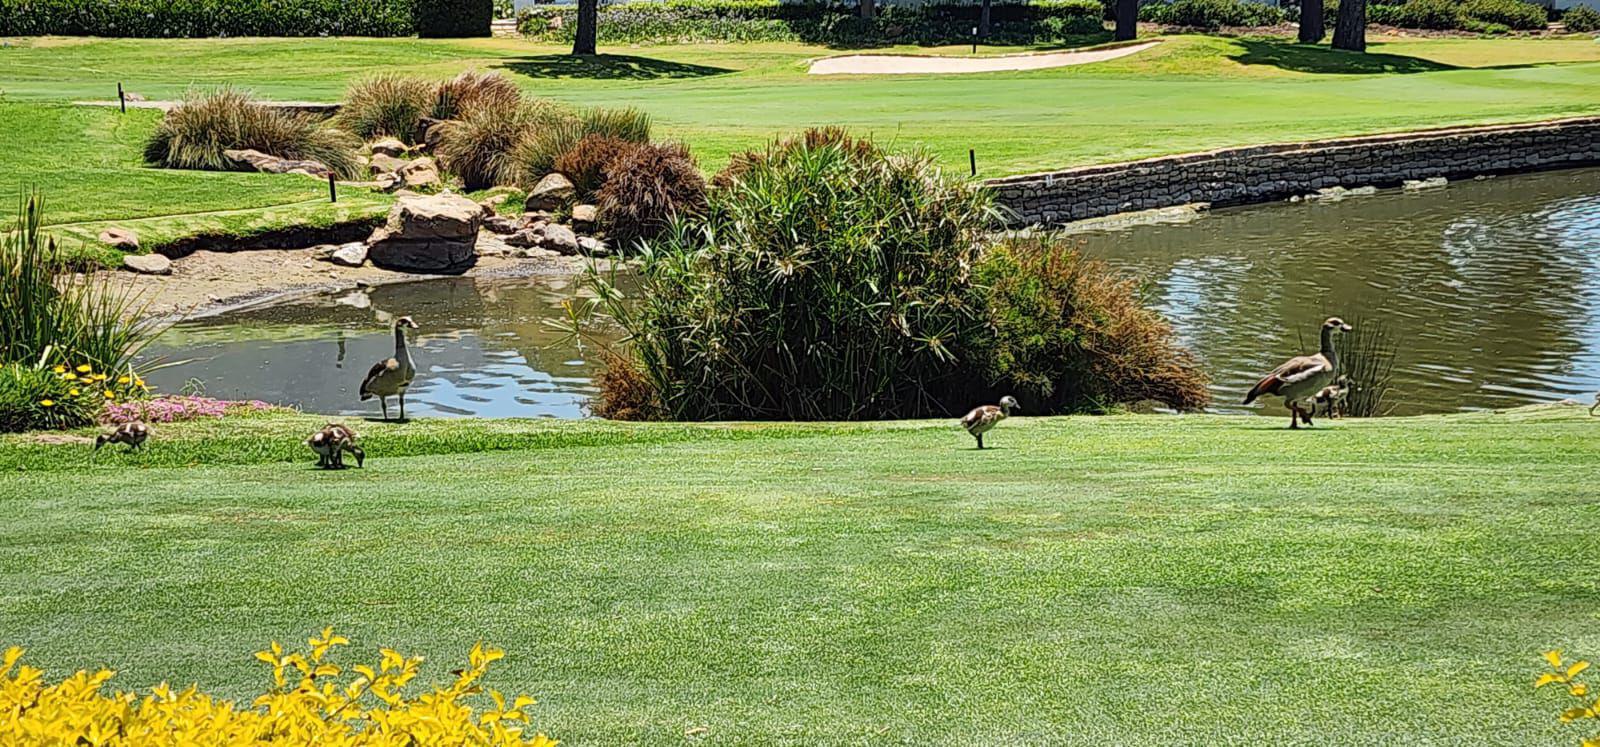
1140, 0, 1288, 27
494, 0, 514, 18
1463, 0, 1547, 29
415, 0, 493, 37
144, 88, 361, 179
435, 99, 535, 191
1565, 5, 1600, 31
1389, 0, 1463, 28
0, 195, 159, 433
338, 75, 436, 143
580, 107, 653, 145
508, 103, 649, 187
432, 70, 523, 122
0, 0, 412, 36
596, 142, 707, 251
976, 237, 1210, 413
586, 130, 995, 421
553, 135, 639, 198
517, 0, 1105, 46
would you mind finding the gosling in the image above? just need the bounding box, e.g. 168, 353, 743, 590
306, 423, 364, 469
95, 422, 150, 452
1314, 375, 1352, 419
960, 396, 1019, 450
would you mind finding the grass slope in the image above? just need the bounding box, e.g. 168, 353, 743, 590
2, 405, 1597, 743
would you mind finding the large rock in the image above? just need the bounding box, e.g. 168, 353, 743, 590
484, 215, 521, 235
538, 223, 579, 255
224, 148, 333, 178
330, 242, 368, 267
369, 153, 409, 175
98, 228, 139, 251
122, 253, 171, 275
369, 137, 408, 158
365, 193, 483, 273
524, 173, 575, 212
399, 157, 441, 191
570, 203, 598, 230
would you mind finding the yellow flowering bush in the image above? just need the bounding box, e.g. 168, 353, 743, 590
1539, 650, 1600, 746
0, 356, 148, 433
0, 628, 557, 746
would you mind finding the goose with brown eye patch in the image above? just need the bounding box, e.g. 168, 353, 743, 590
1243, 317, 1351, 429
360, 315, 419, 422
1590, 392, 1599, 417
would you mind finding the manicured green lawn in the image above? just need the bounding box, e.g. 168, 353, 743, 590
3, 33, 1600, 254
2, 405, 1597, 743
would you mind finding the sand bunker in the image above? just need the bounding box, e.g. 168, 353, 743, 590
808, 40, 1160, 76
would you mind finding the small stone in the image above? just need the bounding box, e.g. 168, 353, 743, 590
577, 236, 610, 256
538, 223, 579, 254
484, 215, 521, 234
122, 253, 171, 275
369, 137, 408, 158
373, 172, 403, 192
505, 226, 545, 248
521, 210, 553, 224
524, 173, 575, 212
570, 203, 598, 229
1403, 176, 1448, 191
369, 153, 409, 175
330, 242, 368, 267
98, 228, 139, 251
399, 157, 441, 191
309, 244, 337, 261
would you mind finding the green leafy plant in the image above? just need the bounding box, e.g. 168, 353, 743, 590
1537, 650, 1600, 746
1565, 5, 1600, 32
1336, 314, 1398, 418
0, 0, 413, 37
143, 87, 362, 179
1462, 0, 1546, 30
0, 362, 102, 432
337, 74, 436, 143
1140, 0, 1287, 27
595, 142, 707, 252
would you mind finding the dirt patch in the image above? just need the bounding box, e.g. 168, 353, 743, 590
103, 243, 586, 320
23, 433, 95, 446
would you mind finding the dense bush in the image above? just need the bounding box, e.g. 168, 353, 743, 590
1356, 0, 1549, 31
1462, 0, 1547, 30
1140, 0, 1288, 28
596, 142, 707, 251
554, 134, 639, 197
144, 88, 362, 178
0, 364, 102, 432
1566, 5, 1600, 31
338, 75, 437, 143
0, 631, 557, 745
510, 104, 646, 186
415, 0, 493, 37
976, 238, 1210, 413
517, 0, 1105, 46
0, 0, 413, 36
436, 98, 535, 190
433, 70, 523, 121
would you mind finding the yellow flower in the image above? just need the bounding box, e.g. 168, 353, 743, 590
75, 364, 91, 373
103, 390, 116, 399
92, 373, 107, 381
62, 372, 77, 381
52, 365, 65, 374
68, 388, 80, 396
39, 399, 54, 407
117, 375, 132, 385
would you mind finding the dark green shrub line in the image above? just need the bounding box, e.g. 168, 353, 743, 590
1139, 0, 1287, 29
415, 0, 492, 38
0, 0, 414, 37
1567, 5, 1600, 32
1308, 0, 1549, 32
517, 0, 1107, 46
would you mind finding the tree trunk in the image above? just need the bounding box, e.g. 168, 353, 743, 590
1298, 0, 1324, 43
1331, 0, 1366, 51
860, 0, 874, 20
980, 0, 992, 37
573, 0, 598, 55
1114, 0, 1137, 41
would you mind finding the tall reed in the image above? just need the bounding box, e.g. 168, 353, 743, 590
1338, 314, 1398, 417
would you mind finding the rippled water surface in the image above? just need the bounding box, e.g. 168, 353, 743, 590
1075, 168, 1600, 414
146, 168, 1600, 417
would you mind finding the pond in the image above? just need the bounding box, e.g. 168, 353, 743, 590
142, 167, 1600, 418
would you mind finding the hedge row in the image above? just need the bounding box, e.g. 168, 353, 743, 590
516, 0, 1106, 46
0, 0, 492, 37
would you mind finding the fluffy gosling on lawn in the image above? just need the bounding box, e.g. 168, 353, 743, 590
961, 396, 1019, 450
95, 422, 149, 452
307, 423, 364, 469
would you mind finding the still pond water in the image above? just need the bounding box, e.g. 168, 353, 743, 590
142, 168, 1600, 418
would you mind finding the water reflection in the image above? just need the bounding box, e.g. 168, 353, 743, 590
1075, 168, 1600, 414
140, 274, 624, 419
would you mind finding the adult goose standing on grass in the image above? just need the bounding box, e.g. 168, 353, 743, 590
1243, 316, 1352, 429
360, 315, 419, 421
961, 396, 1019, 449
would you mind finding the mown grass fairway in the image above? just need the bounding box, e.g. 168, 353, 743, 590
3, 406, 1597, 743
4, 34, 1600, 242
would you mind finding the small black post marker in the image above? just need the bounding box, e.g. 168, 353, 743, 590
971, 26, 978, 54
117, 82, 125, 113
328, 173, 337, 203
969, 149, 976, 177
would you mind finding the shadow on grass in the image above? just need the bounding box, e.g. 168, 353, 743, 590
498, 54, 734, 81
1228, 39, 1460, 74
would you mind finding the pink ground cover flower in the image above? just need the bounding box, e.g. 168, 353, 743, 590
100, 395, 279, 425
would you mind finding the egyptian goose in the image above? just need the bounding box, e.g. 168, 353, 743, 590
95, 421, 150, 451
306, 422, 364, 469
1243, 317, 1352, 429
1590, 393, 1599, 416
961, 396, 1019, 449
1314, 375, 1351, 419
360, 315, 419, 421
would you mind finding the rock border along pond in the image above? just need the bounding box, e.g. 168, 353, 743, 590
987, 116, 1600, 226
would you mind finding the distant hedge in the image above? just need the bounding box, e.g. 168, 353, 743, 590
516, 0, 1107, 46
0, 0, 415, 36
415, 0, 492, 37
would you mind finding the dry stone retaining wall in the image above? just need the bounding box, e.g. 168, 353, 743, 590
987, 117, 1600, 226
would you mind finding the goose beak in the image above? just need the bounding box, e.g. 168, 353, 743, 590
1341, 323, 1353, 331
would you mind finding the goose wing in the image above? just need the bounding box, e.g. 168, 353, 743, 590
1243, 354, 1331, 404
360, 358, 399, 396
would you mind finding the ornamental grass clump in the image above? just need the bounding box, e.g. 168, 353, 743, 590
436, 97, 537, 191
552, 134, 638, 198
337, 73, 436, 142
512, 104, 649, 186
594, 141, 707, 251
144, 87, 362, 178
433, 69, 523, 121
0, 630, 557, 745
